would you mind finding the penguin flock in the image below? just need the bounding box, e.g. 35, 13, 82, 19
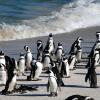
0, 32, 99, 100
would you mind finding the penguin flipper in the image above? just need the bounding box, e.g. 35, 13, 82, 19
47, 81, 49, 92
85, 69, 91, 82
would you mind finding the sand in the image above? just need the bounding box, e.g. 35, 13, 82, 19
0, 26, 100, 100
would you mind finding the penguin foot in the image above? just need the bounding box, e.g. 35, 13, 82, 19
49, 92, 57, 97
66, 76, 71, 78
62, 75, 71, 78
90, 85, 98, 88
27, 76, 32, 81
1, 90, 13, 95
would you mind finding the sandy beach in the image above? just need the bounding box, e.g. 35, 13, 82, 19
0, 26, 100, 100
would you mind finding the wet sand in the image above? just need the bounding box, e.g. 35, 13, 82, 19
0, 26, 100, 100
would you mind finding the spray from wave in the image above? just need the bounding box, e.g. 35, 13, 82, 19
0, 0, 100, 41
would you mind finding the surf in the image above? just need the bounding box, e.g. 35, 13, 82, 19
0, 0, 100, 41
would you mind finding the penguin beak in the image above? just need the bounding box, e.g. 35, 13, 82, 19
80, 38, 84, 41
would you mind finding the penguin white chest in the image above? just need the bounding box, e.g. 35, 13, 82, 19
34, 62, 43, 78
18, 59, 25, 72
69, 57, 76, 69
8, 75, 16, 91
0, 58, 5, 65
25, 52, 32, 68
49, 76, 57, 93
43, 57, 51, 68
49, 40, 54, 53
0, 67, 7, 85
56, 49, 63, 60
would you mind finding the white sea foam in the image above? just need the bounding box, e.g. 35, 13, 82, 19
0, 0, 100, 41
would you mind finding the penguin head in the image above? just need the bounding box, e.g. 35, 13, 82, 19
77, 37, 83, 42
0, 51, 4, 56
37, 40, 42, 46
48, 33, 53, 40
44, 50, 49, 55
58, 42, 62, 46
96, 32, 100, 41
49, 33, 53, 37
37, 40, 42, 44
95, 48, 100, 52
94, 49, 99, 54
24, 45, 29, 51
63, 56, 68, 62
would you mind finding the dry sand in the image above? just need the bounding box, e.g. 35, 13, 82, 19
0, 26, 100, 100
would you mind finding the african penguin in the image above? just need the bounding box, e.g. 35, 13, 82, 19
51, 61, 64, 86
28, 59, 43, 81
85, 58, 97, 88
61, 57, 70, 78
17, 53, 25, 76
47, 70, 58, 97
42, 50, 52, 71
69, 37, 83, 55
37, 40, 43, 62
55, 42, 64, 62
2, 58, 17, 94
44, 33, 55, 55
24, 45, 32, 70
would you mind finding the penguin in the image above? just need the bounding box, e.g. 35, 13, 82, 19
27, 59, 43, 81
2, 58, 17, 95
37, 40, 43, 62
68, 54, 76, 70
85, 58, 97, 88
51, 61, 64, 86
24, 45, 32, 70
69, 37, 83, 55
44, 33, 55, 55
17, 53, 25, 76
55, 42, 64, 62
61, 56, 70, 78
0, 63, 7, 85
47, 70, 58, 97
42, 50, 52, 71
65, 94, 94, 100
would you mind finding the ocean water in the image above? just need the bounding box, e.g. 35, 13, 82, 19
0, 0, 100, 41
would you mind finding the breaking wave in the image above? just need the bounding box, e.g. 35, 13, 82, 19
0, 0, 100, 41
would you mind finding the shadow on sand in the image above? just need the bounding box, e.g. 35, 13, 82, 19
64, 84, 89, 88
75, 72, 86, 75
6, 93, 49, 97
17, 83, 47, 87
